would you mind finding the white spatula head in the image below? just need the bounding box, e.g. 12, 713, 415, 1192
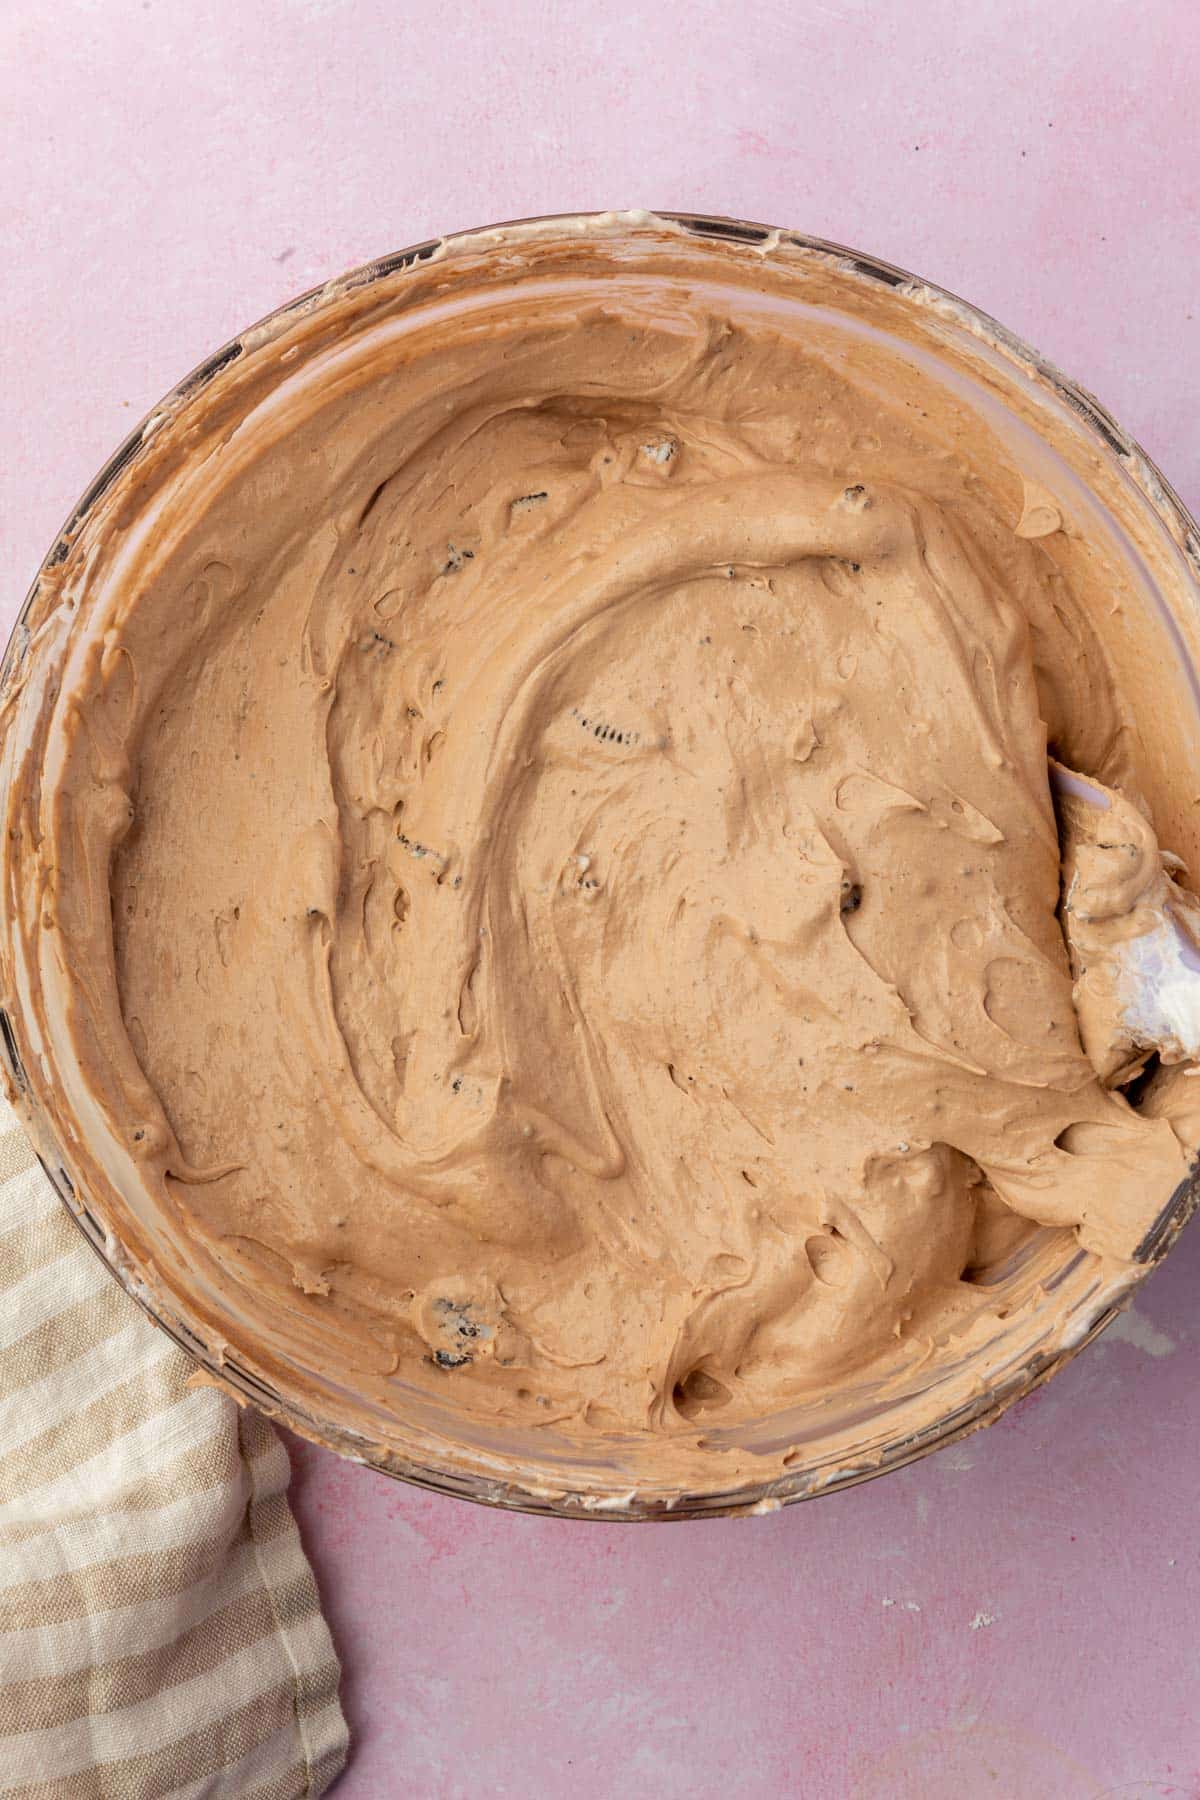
1051, 759, 1200, 1084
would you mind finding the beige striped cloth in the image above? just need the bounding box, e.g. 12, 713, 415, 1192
0, 1097, 349, 1797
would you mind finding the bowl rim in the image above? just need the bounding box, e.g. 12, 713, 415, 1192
4, 207, 1200, 1520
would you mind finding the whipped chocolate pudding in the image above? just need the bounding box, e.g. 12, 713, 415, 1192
5, 216, 1200, 1506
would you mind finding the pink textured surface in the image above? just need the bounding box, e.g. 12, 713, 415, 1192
4, 2, 1199, 1793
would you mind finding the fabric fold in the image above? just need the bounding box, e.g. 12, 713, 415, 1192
0, 1099, 348, 1798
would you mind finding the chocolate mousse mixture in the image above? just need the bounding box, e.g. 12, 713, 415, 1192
6, 220, 1199, 1469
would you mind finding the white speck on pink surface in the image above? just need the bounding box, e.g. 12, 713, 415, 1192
939, 1443, 976, 1472
1107, 1302, 1177, 1358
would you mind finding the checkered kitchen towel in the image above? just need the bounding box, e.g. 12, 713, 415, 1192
0, 1097, 348, 1797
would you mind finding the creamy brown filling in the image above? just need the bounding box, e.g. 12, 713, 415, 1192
18, 236, 1200, 1462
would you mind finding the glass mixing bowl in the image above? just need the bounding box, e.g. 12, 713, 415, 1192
3, 212, 1199, 1519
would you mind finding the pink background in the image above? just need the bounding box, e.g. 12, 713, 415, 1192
4, 1, 1200, 1793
